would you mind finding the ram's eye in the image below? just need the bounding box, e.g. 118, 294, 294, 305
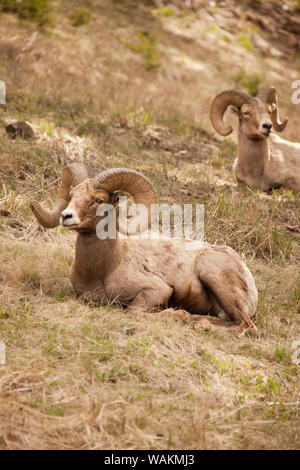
243, 111, 250, 116
94, 198, 103, 204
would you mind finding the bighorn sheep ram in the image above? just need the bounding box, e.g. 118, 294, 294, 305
210, 86, 300, 192
30, 163, 258, 334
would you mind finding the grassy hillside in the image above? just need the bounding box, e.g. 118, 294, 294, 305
0, 0, 299, 449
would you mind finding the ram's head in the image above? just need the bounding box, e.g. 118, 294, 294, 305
30, 164, 157, 235
210, 86, 288, 140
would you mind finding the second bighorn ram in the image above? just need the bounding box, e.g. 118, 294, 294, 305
210, 86, 300, 192
30, 163, 258, 335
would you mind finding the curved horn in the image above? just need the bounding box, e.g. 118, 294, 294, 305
257, 86, 288, 132
68, 162, 90, 186
30, 162, 89, 228
210, 90, 253, 136
92, 168, 158, 234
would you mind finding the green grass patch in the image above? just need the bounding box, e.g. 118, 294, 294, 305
77, 119, 107, 137
69, 8, 94, 27
127, 32, 161, 71
155, 7, 173, 17
230, 70, 262, 96
238, 33, 254, 52
0, 0, 54, 27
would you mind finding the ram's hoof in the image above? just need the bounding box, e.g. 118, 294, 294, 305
240, 325, 259, 338
193, 318, 215, 331
160, 308, 191, 324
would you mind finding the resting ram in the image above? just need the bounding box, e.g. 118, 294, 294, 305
210, 86, 300, 192
30, 163, 258, 335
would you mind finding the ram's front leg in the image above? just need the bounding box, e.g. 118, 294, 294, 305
126, 279, 173, 314
195, 246, 258, 335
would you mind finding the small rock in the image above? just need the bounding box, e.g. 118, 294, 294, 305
0, 209, 10, 217
143, 127, 160, 143
5, 121, 35, 140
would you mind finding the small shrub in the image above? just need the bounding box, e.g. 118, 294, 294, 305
135, 416, 147, 430
238, 33, 253, 52
47, 404, 65, 416
271, 229, 293, 262
0, 0, 54, 27
56, 290, 68, 302
69, 8, 94, 27
21, 271, 41, 290
230, 70, 262, 96
275, 346, 291, 363
155, 7, 173, 16
128, 32, 161, 71
40, 119, 54, 136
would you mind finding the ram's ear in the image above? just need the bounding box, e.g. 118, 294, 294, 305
230, 105, 240, 116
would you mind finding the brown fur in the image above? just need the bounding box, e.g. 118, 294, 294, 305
234, 100, 300, 192
215, 91, 300, 192
55, 180, 259, 334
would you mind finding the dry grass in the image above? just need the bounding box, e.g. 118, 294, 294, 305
0, 0, 299, 450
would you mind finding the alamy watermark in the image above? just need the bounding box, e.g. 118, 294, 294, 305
291, 80, 300, 104
291, 340, 300, 365
0, 341, 5, 365
0, 80, 5, 105
96, 197, 204, 241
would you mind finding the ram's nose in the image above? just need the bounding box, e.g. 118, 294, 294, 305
60, 208, 79, 226
61, 212, 73, 222
261, 122, 272, 135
